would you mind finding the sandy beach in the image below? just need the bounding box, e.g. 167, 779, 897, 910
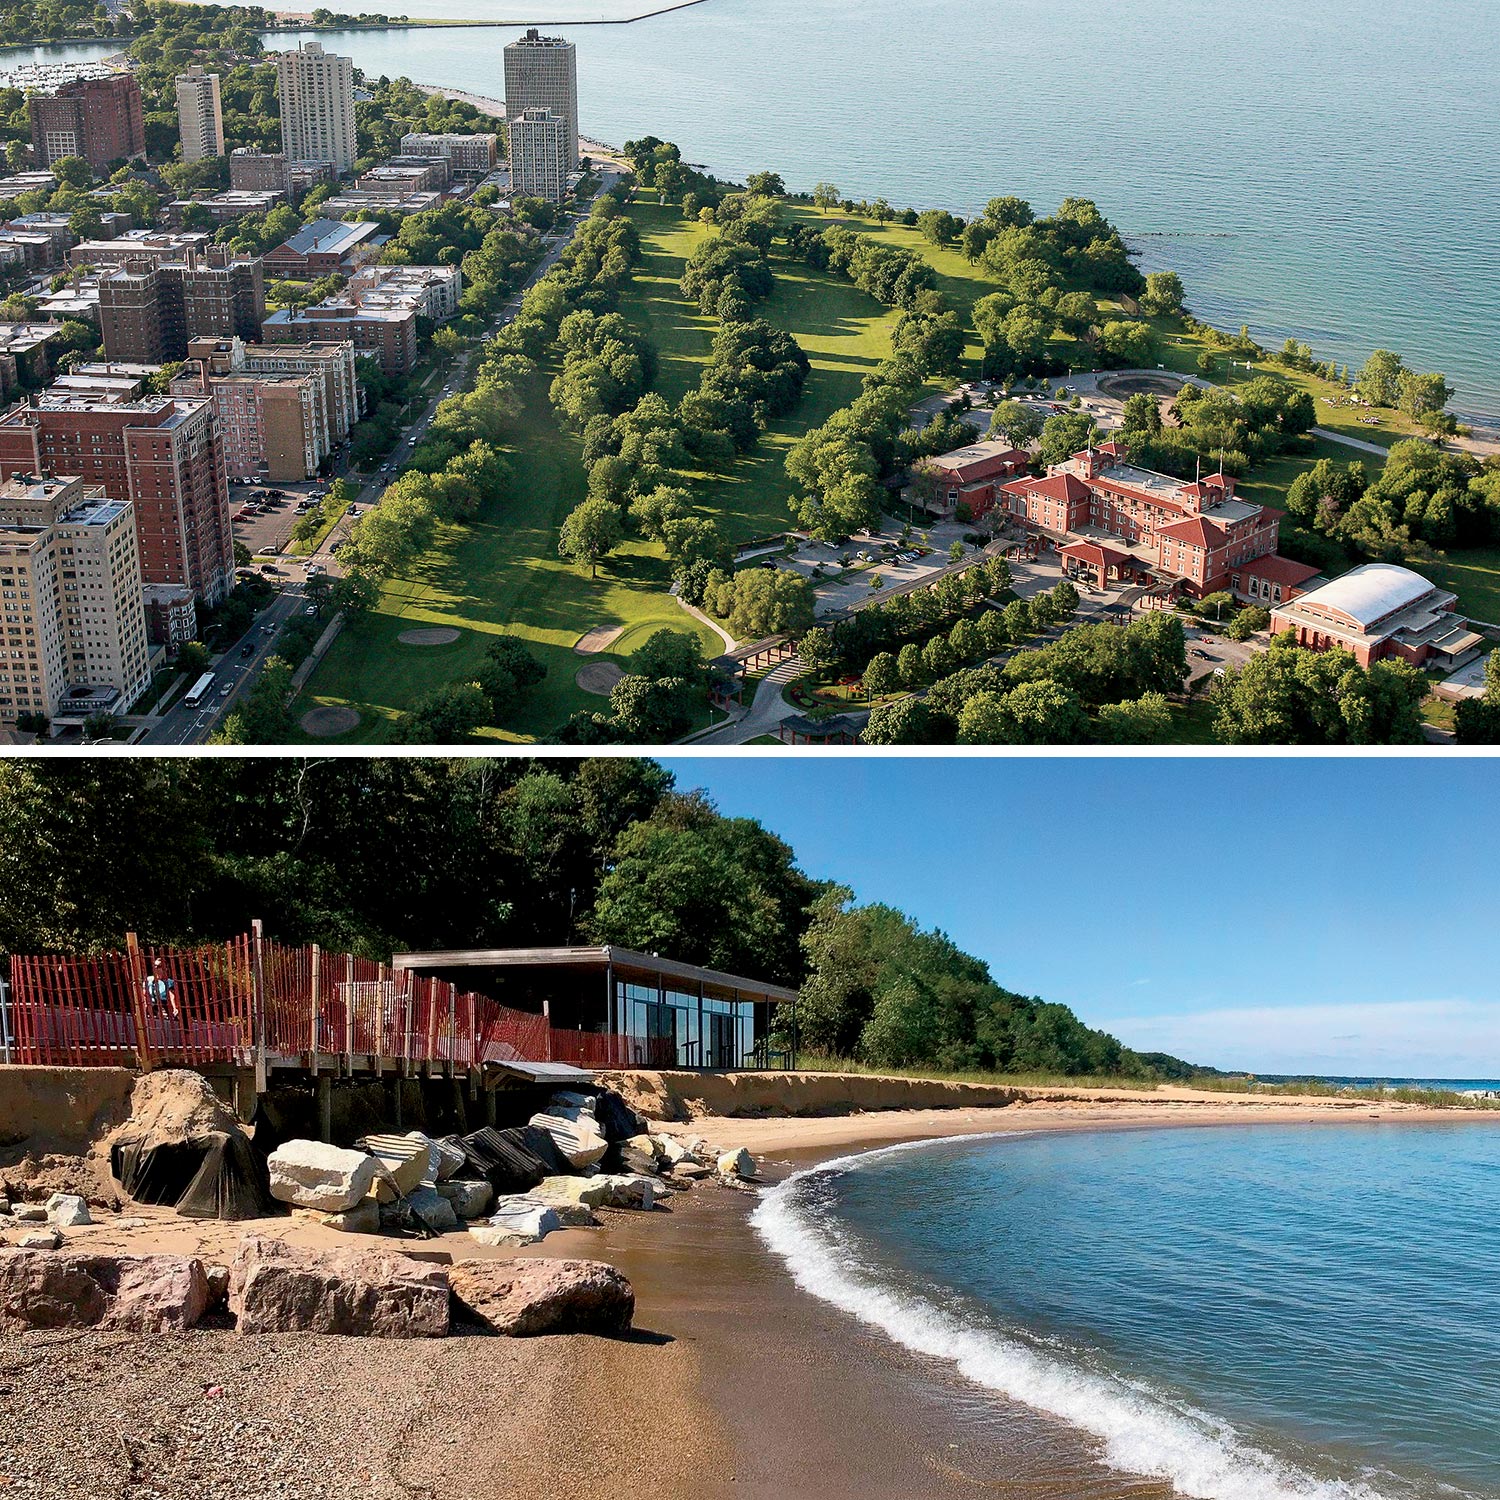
5, 1088, 1495, 1500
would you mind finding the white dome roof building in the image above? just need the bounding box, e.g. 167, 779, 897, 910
1270, 562, 1484, 670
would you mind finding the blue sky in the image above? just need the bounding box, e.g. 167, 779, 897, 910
661, 757, 1498, 1079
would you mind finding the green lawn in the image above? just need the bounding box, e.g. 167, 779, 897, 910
619, 196, 899, 541
1423, 549, 1500, 626
291, 381, 721, 744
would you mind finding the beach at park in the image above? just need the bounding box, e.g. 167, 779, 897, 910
5, 1083, 1494, 1500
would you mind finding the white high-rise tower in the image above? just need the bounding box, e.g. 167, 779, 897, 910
274, 41, 357, 173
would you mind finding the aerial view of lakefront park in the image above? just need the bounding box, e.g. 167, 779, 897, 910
2, 0, 1498, 748
1, 0, 1499, 1496
1, 755, 1498, 1500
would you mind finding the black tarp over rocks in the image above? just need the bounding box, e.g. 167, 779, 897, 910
107, 1071, 275, 1221
592, 1089, 646, 1144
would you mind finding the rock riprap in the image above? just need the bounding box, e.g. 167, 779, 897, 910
267, 1141, 377, 1213
230, 1236, 450, 1337
0, 1249, 210, 1332
448, 1257, 635, 1336
468, 1198, 561, 1247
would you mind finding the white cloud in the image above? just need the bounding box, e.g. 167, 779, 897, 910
1113, 998, 1500, 1079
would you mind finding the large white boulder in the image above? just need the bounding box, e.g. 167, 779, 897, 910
406, 1131, 466, 1183
436, 1179, 494, 1220
527, 1175, 611, 1226
546, 1091, 596, 1119
297, 1199, 380, 1235
528, 1111, 609, 1170
529, 1174, 612, 1211
359, 1133, 430, 1201
268, 1141, 377, 1213
468, 1198, 561, 1248
45, 1194, 92, 1227
653, 1134, 698, 1167
717, 1147, 757, 1181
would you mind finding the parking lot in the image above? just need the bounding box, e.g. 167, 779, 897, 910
229, 478, 336, 561
769, 519, 985, 616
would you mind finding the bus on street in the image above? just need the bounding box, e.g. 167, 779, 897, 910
183, 672, 216, 709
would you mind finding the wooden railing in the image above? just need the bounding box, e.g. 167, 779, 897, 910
1, 928, 638, 1076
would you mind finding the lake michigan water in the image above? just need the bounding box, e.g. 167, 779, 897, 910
755, 1123, 1500, 1500
6, 0, 1499, 419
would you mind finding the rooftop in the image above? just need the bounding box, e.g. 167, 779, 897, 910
272, 218, 382, 260
392, 945, 799, 1006
1286, 563, 1441, 630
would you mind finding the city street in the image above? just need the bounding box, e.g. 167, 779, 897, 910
154, 175, 614, 745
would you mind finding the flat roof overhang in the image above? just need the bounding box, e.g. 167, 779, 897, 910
391, 945, 798, 1007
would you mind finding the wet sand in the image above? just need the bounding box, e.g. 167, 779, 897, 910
7, 1097, 1497, 1499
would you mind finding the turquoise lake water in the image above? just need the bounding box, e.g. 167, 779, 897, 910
755, 1124, 1500, 1500
8, 0, 1500, 421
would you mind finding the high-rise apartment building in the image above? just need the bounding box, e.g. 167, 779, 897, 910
28, 72, 145, 172
174, 336, 359, 482
503, 30, 578, 172
0, 392, 235, 606
0, 473, 151, 724
274, 42, 357, 174
175, 65, 224, 162
96, 247, 265, 363
508, 107, 568, 203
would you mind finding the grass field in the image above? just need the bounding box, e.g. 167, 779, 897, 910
291, 380, 722, 744
619, 195, 899, 540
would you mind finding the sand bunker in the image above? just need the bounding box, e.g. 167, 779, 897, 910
300, 705, 360, 737
574, 624, 624, 655
576, 661, 624, 696
397, 627, 461, 646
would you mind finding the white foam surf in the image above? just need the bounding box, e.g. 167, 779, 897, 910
750, 1135, 1400, 1500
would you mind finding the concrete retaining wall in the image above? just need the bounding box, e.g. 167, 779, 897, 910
0, 1066, 138, 1150
600, 1069, 1024, 1121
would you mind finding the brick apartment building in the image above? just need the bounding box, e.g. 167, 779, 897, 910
96, 247, 266, 362
0, 473, 152, 724
28, 73, 145, 172
174, 335, 358, 482
912, 439, 1032, 520
998, 442, 1322, 603
0, 324, 63, 401
0, 392, 235, 606
398, 131, 500, 176
261, 300, 418, 374
228, 150, 335, 199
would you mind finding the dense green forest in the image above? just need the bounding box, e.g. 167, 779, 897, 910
0, 759, 1195, 1081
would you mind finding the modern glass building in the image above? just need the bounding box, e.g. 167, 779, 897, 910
392, 945, 799, 1070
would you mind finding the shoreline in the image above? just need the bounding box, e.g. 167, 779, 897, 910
8, 1097, 1494, 1498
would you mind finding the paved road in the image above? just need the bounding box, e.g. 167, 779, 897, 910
156, 178, 617, 745
141, 583, 311, 745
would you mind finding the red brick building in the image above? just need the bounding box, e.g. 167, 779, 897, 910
29, 74, 145, 173
0, 392, 234, 605
912, 439, 1031, 520
1269, 563, 1485, 670
260, 301, 418, 375
999, 443, 1321, 602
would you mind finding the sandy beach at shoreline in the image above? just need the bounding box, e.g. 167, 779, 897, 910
5, 1092, 1495, 1499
